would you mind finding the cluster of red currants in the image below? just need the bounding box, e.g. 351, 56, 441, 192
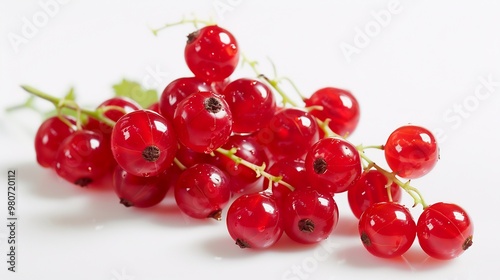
30, 23, 472, 261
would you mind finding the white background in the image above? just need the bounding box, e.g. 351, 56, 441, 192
1, 0, 499, 279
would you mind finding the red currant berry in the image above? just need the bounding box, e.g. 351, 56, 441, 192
185, 25, 239, 82
175, 142, 212, 168
262, 158, 309, 206
210, 134, 269, 194
384, 125, 439, 179
159, 77, 211, 120
358, 202, 416, 258
111, 109, 178, 177
304, 87, 360, 137
305, 137, 361, 194
210, 78, 230, 94
113, 165, 170, 208
54, 129, 114, 187
221, 78, 276, 134
226, 191, 282, 249
147, 102, 160, 113
347, 169, 402, 219
417, 202, 473, 260
282, 188, 339, 244
259, 108, 319, 161
34, 115, 76, 168
174, 163, 231, 220
84, 97, 141, 137
173, 91, 232, 154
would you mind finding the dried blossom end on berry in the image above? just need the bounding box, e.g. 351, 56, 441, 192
360, 232, 371, 246
186, 30, 199, 44
298, 219, 315, 233
463, 236, 473, 251
208, 210, 222, 221
313, 158, 327, 174
204, 97, 223, 113
120, 198, 134, 207
75, 178, 92, 187
142, 146, 161, 162
235, 239, 250, 249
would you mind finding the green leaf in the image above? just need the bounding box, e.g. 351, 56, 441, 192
112, 79, 158, 108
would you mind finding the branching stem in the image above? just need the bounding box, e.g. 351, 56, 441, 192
150, 17, 214, 36
20, 85, 116, 127
357, 151, 428, 209
215, 147, 294, 192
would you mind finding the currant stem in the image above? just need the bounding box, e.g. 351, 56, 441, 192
385, 177, 394, 202
5, 95, 43, 114
150, 17, 215, 36
266, 57, 307, 102
240, 54, 300, 107
101, 105, 127, 115
215, 147, 295, 192
20, 85, 116, 127
241, 53, 260, 75
357, 151, 428, 209
357, 144, 384, 151
279, 76, 307, 101
304, 105, 324, 113
173, 157, 187, 171
259, 75, 299, 107
315, 118, 342, 138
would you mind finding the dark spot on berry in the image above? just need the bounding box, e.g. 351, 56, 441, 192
120, 198, 134, 207
204, 97, 222, 113
186, 30, 199, 44
361, 232, 371, 246
142, 145, 160, 162
313, 158, 327, 174
235, 239, 250, 249
75, 177, 92, 187
462, 235, 473, 250
298, 219, 315, 233
208, 209, 222, 221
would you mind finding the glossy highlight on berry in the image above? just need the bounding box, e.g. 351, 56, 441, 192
226, 191, 282, 249
174, 163, 231, 220
417, 202, 473, 260
348, 169, 402, 219
54, 129, 114, 187
282, 188, 339, 244
221, 78, 276, 134
358, 202, 416, 258
260, 108, 319, 161
173, 91, 233, 153
384, 125, 439, 179
305, 137, 361, 194
111, 109, 178, 177
113, 165, 170, 208
34, 115, 76, 168
185, 25, 239, 82
304, 87, 360, 137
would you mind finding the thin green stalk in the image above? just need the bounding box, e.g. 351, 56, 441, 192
315, 118, 342, 138
259, 75, 299, 107
240, 54, 300, 107
150, 17, 214, 36
357, 151, 428, 209
173, 157, 187, 171
279, 76, 307, 101
215, 147, 294, 192
20, 85, 116, 127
